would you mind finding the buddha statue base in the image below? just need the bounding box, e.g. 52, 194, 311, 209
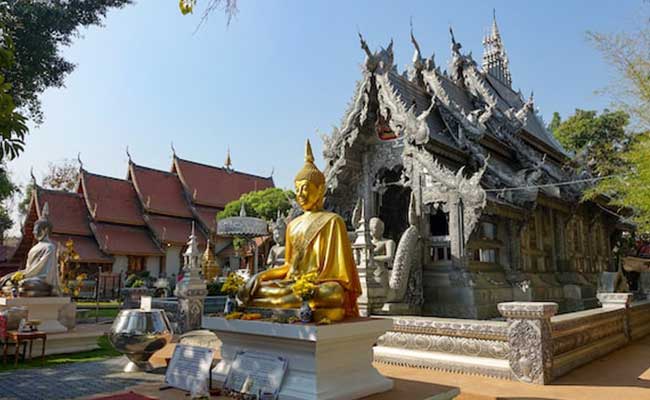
242, 306, 346, 323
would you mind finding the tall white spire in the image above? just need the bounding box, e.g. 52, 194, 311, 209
482, 9, 512, 87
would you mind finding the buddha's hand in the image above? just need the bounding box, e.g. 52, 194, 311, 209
238, 271, 264, 304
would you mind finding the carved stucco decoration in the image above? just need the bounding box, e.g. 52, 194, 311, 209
404, 143, 487, 242
375, 73, 433, 145
391, 316, 508, 340
378, 331, 509, 360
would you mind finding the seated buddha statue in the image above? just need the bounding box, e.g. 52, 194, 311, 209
0, 203, 60, 297
238, 140, 361, 321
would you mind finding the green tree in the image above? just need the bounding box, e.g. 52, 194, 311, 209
554, 109, 632, 177
585, 14, 650, 232
0, 8, 28, 161
587, 133, 650, 232
0, 165, 17, 240
217, 187, 294, 222
547, 111, 561, 135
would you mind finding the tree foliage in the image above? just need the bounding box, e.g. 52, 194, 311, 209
179, 0, 238, 27
547, 111, 562, 136
0, 7, 27, 161
42, 158, 80, 192
0, 165, 17, 238
554, 109, 632, 177
585, 15, 650, 232
217, 187, 294, 222
4, 0, 132, 125
587, 133, 650, 232
18, 158, 79, 217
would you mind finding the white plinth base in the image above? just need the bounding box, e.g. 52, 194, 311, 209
203, 316, 394, 400
0, 297, 72, 333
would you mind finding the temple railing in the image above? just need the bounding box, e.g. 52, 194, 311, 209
374, 293, 650, 384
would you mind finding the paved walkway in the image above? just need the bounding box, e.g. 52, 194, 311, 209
1, 334, 649, 399
0, 357, 163, 400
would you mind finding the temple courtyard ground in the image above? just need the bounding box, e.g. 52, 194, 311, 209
0, 332, 648, 399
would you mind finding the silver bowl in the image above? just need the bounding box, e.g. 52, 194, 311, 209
109, 309, 173, 372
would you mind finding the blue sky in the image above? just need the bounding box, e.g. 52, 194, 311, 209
7, 0, 644, 218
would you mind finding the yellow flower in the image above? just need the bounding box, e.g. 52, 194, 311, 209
292, 272, 318, 300
222, 273, 245, 296
225, 311, 243, 320
10, 271, 24, 284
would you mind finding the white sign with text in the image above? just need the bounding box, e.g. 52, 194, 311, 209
223, 351, 287, 399
164, 344, 214, 393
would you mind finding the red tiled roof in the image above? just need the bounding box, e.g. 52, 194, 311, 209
91, 223, 162, 256
129, 163, 193, 218
194, 205, 219, 232
35, 187, 91, 236
144, 215, 207, 247
80, 170, 145, 226
174, 157, 274, 208
50, 234, 113, 264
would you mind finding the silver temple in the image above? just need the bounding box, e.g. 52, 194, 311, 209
323, 14, 625, 319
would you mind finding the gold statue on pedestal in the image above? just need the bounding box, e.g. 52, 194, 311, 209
238, 140, 361, 321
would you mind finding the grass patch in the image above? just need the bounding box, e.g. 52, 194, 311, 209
80, 308, 120, 319
76, 301, 122, 308
0, 335, 120, 373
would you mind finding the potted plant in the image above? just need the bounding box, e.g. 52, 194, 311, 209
292, 272, 318, 323
221, 273, 245, 315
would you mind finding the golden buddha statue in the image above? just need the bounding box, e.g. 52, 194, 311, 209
238, 140, 361, 321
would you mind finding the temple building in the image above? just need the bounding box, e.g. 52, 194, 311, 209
324, 15, 627, 318
5, 150, 274, 281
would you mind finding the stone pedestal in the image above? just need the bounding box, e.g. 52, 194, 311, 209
203, 316, 393, 400
498, 302, 557, 384
0, 297, 72, 333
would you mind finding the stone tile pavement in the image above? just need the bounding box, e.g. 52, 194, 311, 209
0, 357, 164, 400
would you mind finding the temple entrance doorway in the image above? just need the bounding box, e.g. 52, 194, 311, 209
375, 167, 411, 243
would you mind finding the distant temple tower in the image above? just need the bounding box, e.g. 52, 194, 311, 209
482, 10, 512, 87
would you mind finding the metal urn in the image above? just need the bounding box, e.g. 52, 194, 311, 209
109, 309, 173, 372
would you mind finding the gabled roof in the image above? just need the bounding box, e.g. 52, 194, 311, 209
193, 205, 219, 232
144, 214, 207, 248
173, 156, 274, 208
129, 163, 193, 218
35, 187, 91, 236
91, 222, 162, 256
50, 234, 113, 264
79, 170, 146, 226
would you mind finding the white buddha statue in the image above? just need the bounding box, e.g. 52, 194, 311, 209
1, 203, 61, 296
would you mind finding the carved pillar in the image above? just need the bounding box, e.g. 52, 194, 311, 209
174, 225, 208, 333
597, 292, 633, 339
508, 219, 523, 272
498, 302, 558, 384
447, 193, 467, 267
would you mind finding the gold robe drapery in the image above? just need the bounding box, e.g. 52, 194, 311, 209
282, 211, 362, 318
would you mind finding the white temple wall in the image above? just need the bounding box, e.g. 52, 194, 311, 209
146, 256, 161, 278
112, 255, 128, 278
165, 246, 182, 278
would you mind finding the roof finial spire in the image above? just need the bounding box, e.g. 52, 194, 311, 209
224, 147, 232, 171
77, 152, 84, 170
482, 9, 512, 87
126, 146, 132, 162
30, 167, 36, 185
171, 141, 176, 157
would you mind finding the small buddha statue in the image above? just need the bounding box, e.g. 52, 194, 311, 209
0, 203, 60, 296
238, 140, 362, 321
266, 212, 286, 268
369, 217, 396, 271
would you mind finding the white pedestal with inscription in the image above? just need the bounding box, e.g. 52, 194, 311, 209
203, 316, 393, 400
0, 296, 71, 333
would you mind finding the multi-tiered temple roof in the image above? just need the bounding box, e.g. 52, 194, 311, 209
3, 151, 273, 272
